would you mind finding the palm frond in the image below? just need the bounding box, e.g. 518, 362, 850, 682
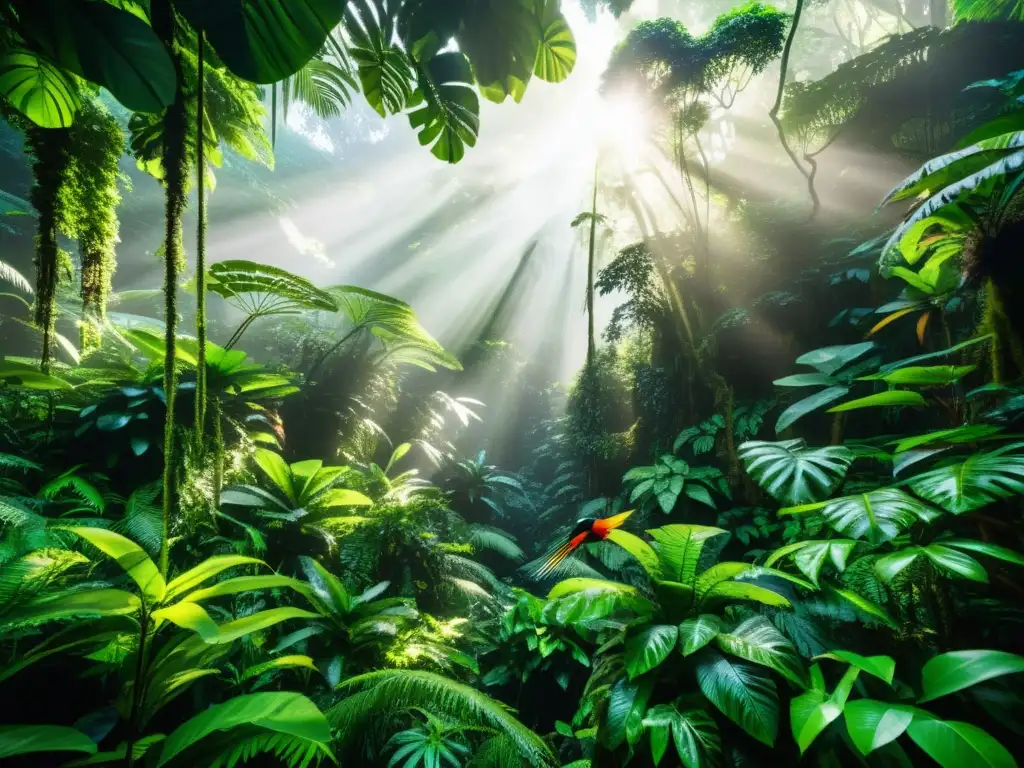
329, 671, 554, 767
289, 59, 357, 119
0, 260, 32, 294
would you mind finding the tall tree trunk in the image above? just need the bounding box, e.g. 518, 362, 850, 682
195, 28, 208, 443
152, 0, 189, 577
930, 0, 947, 27
768, 0, 820, 218
586, 160, 599, 368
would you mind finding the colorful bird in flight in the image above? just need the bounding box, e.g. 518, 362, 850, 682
533, 510, 634, 579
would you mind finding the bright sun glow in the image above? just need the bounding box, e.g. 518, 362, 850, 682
595, 94, 651, 166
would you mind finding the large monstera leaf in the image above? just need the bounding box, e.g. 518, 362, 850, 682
175, 0, 345, 84
408, 51, 480, 163
13, 0, 175, 116
0, 49, 81, 128
345, 0, 415, 117
908, 443, 1024, 514
787, 488, 941, 544
739, 440, 854, 506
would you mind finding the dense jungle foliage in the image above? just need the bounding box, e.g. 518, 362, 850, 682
1, 0, 1024, 766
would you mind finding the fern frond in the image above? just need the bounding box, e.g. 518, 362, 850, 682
203, 728, 334, 768
468, 526, 525, 562
0, 454, 41, 473
38, 474, 105, 512
330, 670, 554, 767
113, 484, 162, 554
469, 734, 529, 767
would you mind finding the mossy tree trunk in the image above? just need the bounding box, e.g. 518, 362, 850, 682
152, 0, 189, 578
195, 29, 208, 444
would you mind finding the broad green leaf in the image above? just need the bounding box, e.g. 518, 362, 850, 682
773, 373, 834, 387
817, 650, 895, 684
807, 488, 941, 543
683, 484, 716, 508
739, 439, 853, 506
893, 424, 1003, 453
9, 588, 141, 625
157, 692, 332, 766
796, 342, 876, 375
18, 0, 175, 113
624, 624, 678, 679
319, 488, 374, 507
547, 578, 633, 600
0, 725, 97, 759
407, 51, 480, 164
827, 586, 898, 629
346, 0, 415, 117
164, 555, 264, 602
0, 360, 72, 390
776, 386, 850, 433
827, 391, 928, 413
943, 539, 1024, 566
920, 650, 1024, 703
206, 261, 338, 315
63, 527, 165, 604
715, 616, 807, 688
604, 675, 654, 749
175, 0, 344, 83
210, 607, 319, 644
701, 581, 791, 610
861, 365, 976, 386
906, 719, 1016, 768
647, 524, 728, 585
880, 335, 993, 374
909, 442, 1024, 514
0, 49, 81, 128
299, 555, 351, 614
764, 539, 856, 586
844, 700, 918, 755
240, 655, 319, 681
791, 665, 859, 754
678, 615, 722, 656
642, 704, 721, 768
695, 648, 779, 746
151, 602, 220, 640
543, 581, 655, 625
178, 575, 311, 604
533, 0, 576, 83
606, 529, 661, 579
253, 448, 296, 503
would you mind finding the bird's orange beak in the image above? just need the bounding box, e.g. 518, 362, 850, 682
592, 509, 633, 539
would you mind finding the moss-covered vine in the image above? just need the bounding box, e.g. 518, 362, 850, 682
63, 100, 125, 352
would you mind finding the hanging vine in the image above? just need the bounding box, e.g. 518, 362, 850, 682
150, 0, 189, 581
22, 122, 74, 373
